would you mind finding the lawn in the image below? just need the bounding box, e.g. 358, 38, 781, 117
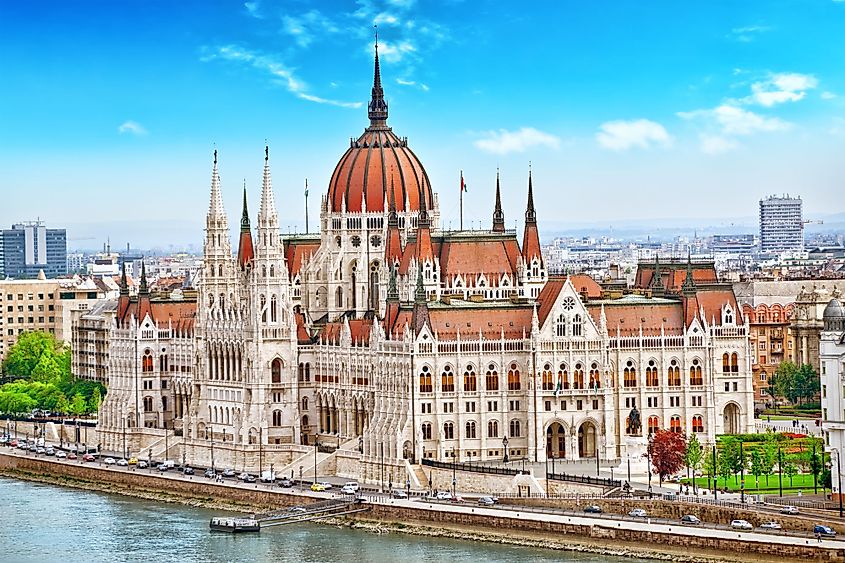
683, 473, 822, 493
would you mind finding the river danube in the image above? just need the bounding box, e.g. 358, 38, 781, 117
0, 477, 644, 562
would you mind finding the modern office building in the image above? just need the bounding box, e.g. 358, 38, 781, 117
1, 221, 68, 279
759, 195, 804, 254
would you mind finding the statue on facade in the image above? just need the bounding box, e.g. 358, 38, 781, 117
627, 406, 642, 435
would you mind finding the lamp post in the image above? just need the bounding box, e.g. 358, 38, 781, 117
502, 436, 509, 463
647, 434, 653, 498
210, 426, 215, 474
452, 446, 457, 497
712, 444, 718, 500
835, 449, 844, 518
778, 444, 783, 498
314, 442, 319, 486
739, 440, 745, 504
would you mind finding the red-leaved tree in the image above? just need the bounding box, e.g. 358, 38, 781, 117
649, 430, 687, 486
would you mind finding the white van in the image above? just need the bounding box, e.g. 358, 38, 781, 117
161, 460, 176, 469
260, 470, 276, 483
343, 482, 360, 492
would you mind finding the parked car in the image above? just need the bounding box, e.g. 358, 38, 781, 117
478, 496, 497, 506
815, 525, 837, 538
222, 468, 236, 478
82, 453, 96, 462
55, 451, 67, 459
117, 458, 129, 467
583, 505, 603, 514
628, 508, 647, 518
731, 519, 753, 530
760, 521, 782, 530
289, 506, 307, 513
137, 460, 148, 469
681, 515, 701, 525
183, 466, 195, 475
781, 506, 800, 515
278, 478, 293, 488
204, 468, 216, 479
392, 490, 408, 499
311, 483, 327, 492
435, 491, 452, 501
67, 452, 78, 460
104, 457, 116, 465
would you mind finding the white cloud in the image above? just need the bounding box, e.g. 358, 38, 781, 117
474, 127, 561, 155
282, 10, 340, 48
728, 25, 772, 42
396, 78, 429, 91
699, 134, 740, 155
595, 119, 672, 151
118, 121, 147, 136
202, 45, 361, 109
678, 105, 790, 136
244, 1, 260, 18
373, 39, 416, 63
821, 91, 837, 100
746, 72, 818, 106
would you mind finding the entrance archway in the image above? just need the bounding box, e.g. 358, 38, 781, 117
546, 422, 567, 458
723, 403, 741, 435
578, 421, 597, 458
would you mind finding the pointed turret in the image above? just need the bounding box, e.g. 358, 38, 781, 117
682, 251, 697, 296
137, 260, 154, 323
139, 261, 149, 295
119, 262, 129, 296
650, 255, 665, 297
492, 169, 505, 232
208, 149, 226, 221
412, 266, 430, 333
258, 145, 278, 228
521, 168, 542, 265
415, 185, 434, 264
237, 186, 255, 269
385, 172, 403, 264
367, 33, 388, 128
117, 262, 131, 322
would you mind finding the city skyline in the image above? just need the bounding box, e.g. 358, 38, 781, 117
2, 0, 844, 247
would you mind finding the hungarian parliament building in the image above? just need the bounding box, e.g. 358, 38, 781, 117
89, 46, 754, 482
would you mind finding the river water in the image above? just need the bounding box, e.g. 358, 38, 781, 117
0, 477, 644, 562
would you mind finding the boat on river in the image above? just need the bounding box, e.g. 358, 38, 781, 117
209, 517, 260, 533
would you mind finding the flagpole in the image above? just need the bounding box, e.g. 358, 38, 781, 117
459, 170, 463, 231
305, 179, 309, 234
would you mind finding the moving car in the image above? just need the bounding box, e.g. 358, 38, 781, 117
780, 506, 800, 515
681, 515, 701, 525
391, 490, 408, 499
244, 474, 257, 483
222, 468, 236, 478
628, 508, 647, 518
318, 482, 333, 490
35, 446, 45, 454
137, 460, 148, 469
67, 452, 78, 460
435, 491, 453, 501
205, 468, 217, 479
158, 463, 169, 472
183, 466, 195, 475
815, 525, 837, 538
760, 521, 782, 530
583, 505, 603, 514
343, 482, 360, 492
117, 458, 129, 467
45, 447, 55, 456
311, 483, 327, 492
341, 485, 358, 495
55, 451, 67, 459
278, 478, 293, 488
103, 457, 116, 465
478, 496, 497, 506
82, 453, 96, 462
260, 471, 276, 483
128, 457, 138, 465
731, 519, 753, 530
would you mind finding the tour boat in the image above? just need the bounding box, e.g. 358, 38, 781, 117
209, 517, 260, 533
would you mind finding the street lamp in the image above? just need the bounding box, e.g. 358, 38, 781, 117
834, 448, 843, 518
451, 446, 457, 496
647, 433, 653, 498
502, 436, 509, 463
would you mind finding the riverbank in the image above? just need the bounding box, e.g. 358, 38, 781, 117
0, 451, 841, 563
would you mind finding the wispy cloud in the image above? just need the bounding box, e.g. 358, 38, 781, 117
699, 134, 739, 155
474, 127, 561, 154
282, 10, 340, 48
821, 91, 837, 100
374, 39, 417, 63
244, 1, 261, 18
202, 45, 361, 109
396, 78, 429, 91
678, 105, 790, 136
595, 119, 672, 151
728, 25, 772, 42
745, 72, 818, 107
118, 121, 147, 136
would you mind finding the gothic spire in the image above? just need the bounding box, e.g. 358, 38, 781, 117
493, 168, 505, 232
414, 266, 425, 303
119, 262, 129, 296
258, 145, 278, 228
387, 263, 399, 302
240, 184, 251, 233
525, 167, 537, 224
368, 29, 389, 127
521, 166, 542, 266
139, 261, 148, 295
682, 250, 697, 295
237, 185, 255, 269
651, 254, 665, 296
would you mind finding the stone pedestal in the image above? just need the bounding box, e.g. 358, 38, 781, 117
623, 435, 649, 477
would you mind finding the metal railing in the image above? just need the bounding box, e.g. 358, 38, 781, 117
421, 458, 522, 476
547, 472, 621, 488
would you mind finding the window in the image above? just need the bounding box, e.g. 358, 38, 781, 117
589, 363, 601, 389
272, 410, 282, 426
422, 423, 432, 440
760, 371, 767, 382
623, 360, 637, 388
646, 360, 659, 387
463, 365, 477, 392
142, 350, 153, 373
542, 363, 554, 391
544, 400, 551, 411
510, 419, 521, 437
555, 314, 567, 337
485, 364, 499, 391
465, 421, 477, 439
576, 400, 583, 410
509, 400, 520, 411
507, 363, 521, 391
261, 294, 267, 322
301, 397, 308, 410
419, 366, 433, 393
592, 399, 598, 410
487, 400, 498, 412
444, 422, 454, 440
722, 353, 730, 373
271, 358, 282, 384
487, 420, 499, 438
692, 415, 704, 433
670, 416, 682, 433
724, 382, 730, 392
648, 415, 659, 435
667, 359, 681, 386
557, 364, 569, 390
465, 402, 476, 413
730, 353, 739, 373
441, 366, 455, 392
573, 364, 584, 389
571, 314, 582, 336
143, 396, 153, 412
443, 402, 454, 413
689, 358, 703, 386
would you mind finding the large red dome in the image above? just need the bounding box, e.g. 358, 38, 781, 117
326, 43, 433, 214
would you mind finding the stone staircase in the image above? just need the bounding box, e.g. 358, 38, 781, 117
275, 448, 332, 481
410, 463, 429, 490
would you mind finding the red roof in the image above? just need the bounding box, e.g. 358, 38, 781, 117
284, 240, 320, 277
117, 299, 196, 330
327, 128, 433, 214
399, 233, 522, 283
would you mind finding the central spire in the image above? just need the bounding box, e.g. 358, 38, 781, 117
368, 27, 388, 128
493, 169, 505, 232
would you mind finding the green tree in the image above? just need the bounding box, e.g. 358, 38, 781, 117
717, 447, 734, 488
30, 354, 62, 384
795, 364, 820, 406
685, 434, 704, 494
0, 391, 37, 415
55, 394, 70, 415
69, 393, 87, 416
2, 331, 69, 380
775, 361, 800, 405
750, 449, 764, 488
762, 434, 778, 486
782, 455, 798, 487
87, 387, 102, 413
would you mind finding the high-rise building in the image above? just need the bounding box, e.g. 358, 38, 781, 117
759, 195, 804, 254
1, 221, 68, 279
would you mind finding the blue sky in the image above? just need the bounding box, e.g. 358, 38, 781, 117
1, 0, 844, 248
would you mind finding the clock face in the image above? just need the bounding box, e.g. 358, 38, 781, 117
562, 296, 576, 311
